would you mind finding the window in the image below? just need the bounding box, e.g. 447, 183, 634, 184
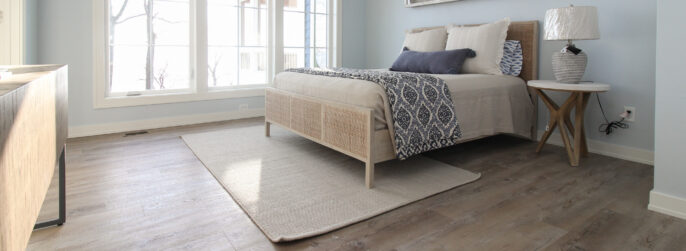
93, 0, 340, 108
283, 0, 329, 69
207, 0, 268, 87
108, 0, 192, 94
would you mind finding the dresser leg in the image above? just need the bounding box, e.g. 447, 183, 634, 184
34, 146, 66, 229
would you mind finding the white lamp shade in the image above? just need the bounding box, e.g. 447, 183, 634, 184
544, 6, 600, 41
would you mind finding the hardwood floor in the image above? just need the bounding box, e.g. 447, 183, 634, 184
28, 117, 686, 250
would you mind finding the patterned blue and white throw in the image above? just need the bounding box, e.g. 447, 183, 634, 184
500, 40, 523, 76
286, 68, 462, 160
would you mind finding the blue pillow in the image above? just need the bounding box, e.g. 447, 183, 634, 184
390, 47, 476, 74
500, 40, 523, 76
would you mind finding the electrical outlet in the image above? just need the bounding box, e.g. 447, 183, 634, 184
239, 104, 249, 111
623, 106, 636, 122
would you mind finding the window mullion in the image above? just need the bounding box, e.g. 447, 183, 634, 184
146, 0, 154, 90
304, 0, 311, 68
236, 4, 241, 85
328, 0, 340, 68
272, 0, 284, 78
195, 0, 209, 93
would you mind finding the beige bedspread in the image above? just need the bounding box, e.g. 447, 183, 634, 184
273, 71, 534, 141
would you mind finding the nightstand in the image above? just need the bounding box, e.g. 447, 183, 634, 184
528, 80, 610, 166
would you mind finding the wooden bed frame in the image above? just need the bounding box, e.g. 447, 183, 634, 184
265, 21, 539, 189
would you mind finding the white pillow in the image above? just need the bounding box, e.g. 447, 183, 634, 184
445, 18, 511, 75
401, 28, 447, 52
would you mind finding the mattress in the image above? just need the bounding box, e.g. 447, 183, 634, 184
273, 70, 534, 141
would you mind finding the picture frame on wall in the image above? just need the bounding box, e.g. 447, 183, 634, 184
405, 0, 461, 8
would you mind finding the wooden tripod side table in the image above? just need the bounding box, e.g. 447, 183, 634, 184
528, 80, 610, 166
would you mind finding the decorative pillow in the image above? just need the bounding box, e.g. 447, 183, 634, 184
390, 47, 476, 74
401, 28, 448, 52
445, 18, 511, 75
500, 40, 523, 76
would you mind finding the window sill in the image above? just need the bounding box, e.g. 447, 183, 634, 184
93, 87, 265, 109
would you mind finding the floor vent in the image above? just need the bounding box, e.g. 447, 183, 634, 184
124, 131, 149, 137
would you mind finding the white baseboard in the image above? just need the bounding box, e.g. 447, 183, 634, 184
68, 108, 265, 138
648, 190, 686, 220
538, 130, 654, 165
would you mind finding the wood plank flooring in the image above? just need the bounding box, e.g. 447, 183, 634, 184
28, 117, 686, 250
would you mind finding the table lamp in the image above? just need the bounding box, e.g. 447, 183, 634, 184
544, 5, 600, 83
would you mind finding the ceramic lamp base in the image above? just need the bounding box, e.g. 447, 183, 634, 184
552, 51, 587, 84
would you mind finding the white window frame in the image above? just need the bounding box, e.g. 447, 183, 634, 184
92, 0, 342, 109
0, 0, 24, 65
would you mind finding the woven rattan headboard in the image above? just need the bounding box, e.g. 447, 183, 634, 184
409, 21, 539, 81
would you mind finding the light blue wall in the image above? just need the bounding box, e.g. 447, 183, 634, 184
654, 0, 686, 198
23, 0, 37, 64
363, 0, 657, 151
341, 0, 366, 68
34, 0, 367, 128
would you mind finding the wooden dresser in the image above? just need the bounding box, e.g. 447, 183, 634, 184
0, 65, 68, 251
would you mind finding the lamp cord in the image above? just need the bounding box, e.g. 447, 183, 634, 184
596, 93, 628, 135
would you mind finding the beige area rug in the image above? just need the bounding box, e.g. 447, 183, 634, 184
181, 125, 481, 242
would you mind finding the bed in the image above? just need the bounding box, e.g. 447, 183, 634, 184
265, 21, 539, 188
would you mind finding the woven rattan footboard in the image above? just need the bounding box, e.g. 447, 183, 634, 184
265, 88, 378, 188
265, 83, 538, 189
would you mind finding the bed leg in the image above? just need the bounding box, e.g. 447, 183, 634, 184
365, 161, 374, 189
265, 121, 271, 137
364, 108, 375, 189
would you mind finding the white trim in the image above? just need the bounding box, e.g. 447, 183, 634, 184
404, 0, 460, 8
271, 0, 283, 79
68, 108, 265, 138
538, 130, 654, 165
0, 1, 8, 64
648, 190, 686, 220
9, 0, 23, 64
332, 0, 342, 67
94, 87, 265, 108
190, 0, 201, 94
0, 0, 24, 64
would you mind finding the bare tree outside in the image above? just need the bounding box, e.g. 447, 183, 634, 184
208, 54, 222, 87
110, 0, 185, 91
109, 0, 144, 89
154, 63, 168, 89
